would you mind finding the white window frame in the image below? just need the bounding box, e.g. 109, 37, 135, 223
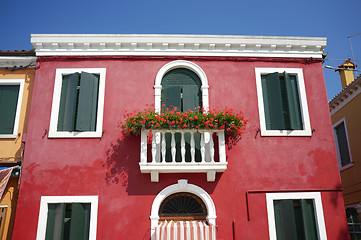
36, 195, 98, 240
154, 60, 209, 113
266, 192, 327, 240
0, 79, 25, 138
49, 68, 106, 138
255, 68, 311, 136
332, 118, 353, 171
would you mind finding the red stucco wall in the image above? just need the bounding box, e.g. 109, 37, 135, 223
12, 56, 349, 239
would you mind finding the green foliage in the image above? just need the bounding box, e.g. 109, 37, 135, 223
120, 105, 248, 136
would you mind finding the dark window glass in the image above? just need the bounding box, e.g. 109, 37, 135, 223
335, 122, 351, 167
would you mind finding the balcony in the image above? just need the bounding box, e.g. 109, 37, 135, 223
140, 129, 227, 182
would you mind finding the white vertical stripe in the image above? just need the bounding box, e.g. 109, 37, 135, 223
174, 221, 178, 240
167, 221, 173, 240
192, 221, 198, 240
180, 221, 185, 240
198, 221, 204, 240
204, 222, 209, 240
186, 221, 191, 240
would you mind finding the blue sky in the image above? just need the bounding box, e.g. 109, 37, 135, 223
1, 0, 360, 100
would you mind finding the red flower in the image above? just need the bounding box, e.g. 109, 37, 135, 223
194, 116, 198, 120
156, 123, 160, 127
183, 124, 187, 128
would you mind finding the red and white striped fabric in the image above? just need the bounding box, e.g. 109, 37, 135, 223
155, 220, 216, 240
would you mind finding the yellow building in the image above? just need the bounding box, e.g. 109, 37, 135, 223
329, 59, 361, 239
0, 50, 35, 240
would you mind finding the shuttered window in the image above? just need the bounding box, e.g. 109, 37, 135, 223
57, 72, 99, 132
334, 122, 351, 167
261, 72, 303, 130
161, 68, 202, 162
274, 199, 318, 240
0, 85, 20, 134
45, 203, 91, 240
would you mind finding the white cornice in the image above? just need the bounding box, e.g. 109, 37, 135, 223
329, 76, 361, 116
0, 56, 36, 68
31, 34, 326, 58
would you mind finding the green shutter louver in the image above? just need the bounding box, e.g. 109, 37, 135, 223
57, 72, 99, 132
284, 72, 303, 130
45, 203, 66, 240
58, 73, 79, 131
0, 85, 20, 134
262, 72, 303, 130
263, 72, 285, 130
335, 122, 351, 166
301, 199, 318, 240
182, 85, 200, 112
162, 86, 182, 110
76, 72, 99, 131
274, 200, 298, 240
69, 203, 91, 240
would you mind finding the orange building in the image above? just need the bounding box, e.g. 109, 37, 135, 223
329, 59, 361, 239
0, 50, 35, 240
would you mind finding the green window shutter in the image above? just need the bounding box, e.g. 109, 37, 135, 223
300, 199, 318, 240
58, 73, 79, 131
263, 72, 285, 130
0, 85, 20, 134
76, 72, 99, 131
336, 122, 351, 166
162, 86, 182, 110
261, 75, 272, 130
45, 203, 66, 240
182, 85, 200, 112
274, 200, 298, 240
69, 203, 91, 240
284, 72, 303, 130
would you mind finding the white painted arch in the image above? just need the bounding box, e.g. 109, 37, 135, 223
150, 179, 216, 239
154, 60, 209, 112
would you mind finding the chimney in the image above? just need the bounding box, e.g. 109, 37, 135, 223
336, 58, 357, 89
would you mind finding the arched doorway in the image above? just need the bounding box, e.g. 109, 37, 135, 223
150, 180, 216, 239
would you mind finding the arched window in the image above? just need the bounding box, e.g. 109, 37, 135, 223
154, 60, 209, 113
159, 192, 207, 221
161, 68, 202, 112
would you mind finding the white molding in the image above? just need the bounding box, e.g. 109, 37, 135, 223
154, 60, 209, 112
266, 192, 327, 240
31, 34, 326, 58
149, 180, 216, 240
255, 68, 311, 136
0, 79, 25, 138
332, 118, 353, 170
329, 79, 361, 116
36, 195, 98, 240
0, 56, 36, 68
48, 68, 106, 138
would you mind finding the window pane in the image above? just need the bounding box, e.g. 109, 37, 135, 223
0, 85, 20, 134
45, 203, 91, 240
335, 122, 351, 166
274, 199, 318, 240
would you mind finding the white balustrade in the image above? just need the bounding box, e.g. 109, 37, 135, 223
139, 129, 228, 182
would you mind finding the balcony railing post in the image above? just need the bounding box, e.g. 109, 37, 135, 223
218, 131, 226, 163
140, 131, 148, 163
171, 132, 176, 162
200, 132, 205, 163
191, 132, 195, 162
181, 132, 185, 163
161, 132, 166, 163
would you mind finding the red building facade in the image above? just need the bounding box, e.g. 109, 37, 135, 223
12, 34, 349, 239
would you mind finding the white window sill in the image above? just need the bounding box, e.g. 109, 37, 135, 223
48, 131, 102, 138
261, 129, 312, 137
340, 163, 354, 172
0, 134, 18, 139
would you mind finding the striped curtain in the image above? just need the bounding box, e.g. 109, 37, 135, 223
155, 220, 216, 240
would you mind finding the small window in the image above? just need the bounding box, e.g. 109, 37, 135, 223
333, 119, 352, 170
0, 79, 24, 138
255, 68, 311, 136
346, 207, 361, 239
266, 192, 327, 240
45, 203, 91, 240
49, 69, 106, 138
36, 196, 98, 240
0, 206, 8, 238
